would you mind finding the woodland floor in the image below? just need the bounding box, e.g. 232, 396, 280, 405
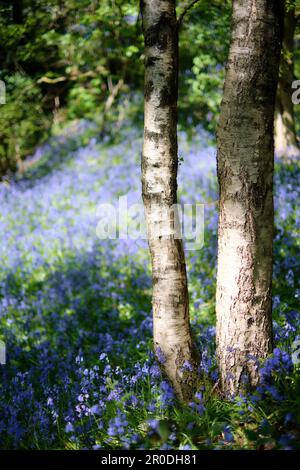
0, 122, 299, 449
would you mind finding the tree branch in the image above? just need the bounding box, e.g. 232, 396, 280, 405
37, 76, 67, 84
104, 78, 124, 113
177, 0, 201, 29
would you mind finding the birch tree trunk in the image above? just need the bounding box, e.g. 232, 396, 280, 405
216, 0, 283, 396
140, 0, 198, 401
275, 2, 300, 159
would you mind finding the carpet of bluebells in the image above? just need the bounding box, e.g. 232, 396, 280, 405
0, 121, 299, 449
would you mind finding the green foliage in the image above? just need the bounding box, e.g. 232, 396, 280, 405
0, 74, 49, 177
0, 0, 232, 177
179, 0, 231, 132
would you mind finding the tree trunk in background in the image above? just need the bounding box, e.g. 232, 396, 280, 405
12, 0, 23, 24
140, 0, 198, 401
275, 2, 300, 159
216, 0, 283, 396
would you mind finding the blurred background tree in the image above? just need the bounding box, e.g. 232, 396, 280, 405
275, 0, 300, 159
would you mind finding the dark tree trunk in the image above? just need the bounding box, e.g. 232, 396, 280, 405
12, 0, 23, 24
275, 2, 300, 159
216, 0, 283, 395
140, 0, 198, 401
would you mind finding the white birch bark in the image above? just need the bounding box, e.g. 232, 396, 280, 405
140, 0, 198, 401
216, 0, 283, 395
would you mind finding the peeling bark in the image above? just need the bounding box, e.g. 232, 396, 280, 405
216, 0, 283, 395
140, 0, 198, 401
275, 3, 300, 159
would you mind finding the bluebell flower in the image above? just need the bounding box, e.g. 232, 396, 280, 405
182, 360, 193, 372
223, 425, 234, 442
90, 405, 101, 415
148, 419, 159, 431
179, 444, 192, 450
108, 413, 128, 437
155, 347, 166, 364
65, 422, 74, 433
284, 412, 294, 425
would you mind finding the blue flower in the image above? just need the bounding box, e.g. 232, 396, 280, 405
156, 347, 166, 364
223, 425, 234, 443
65, 422, 74, 433
182, 360, 193, 372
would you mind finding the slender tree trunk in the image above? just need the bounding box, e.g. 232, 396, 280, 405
140, 0, 198, 401
216, 0, 283, 396
275, 2, 300, 159
12, 0, 23, 24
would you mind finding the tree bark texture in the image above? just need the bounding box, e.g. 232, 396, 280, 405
275, 2, 300, 159
216, 0, 283, 396
140, 0, 198, 402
